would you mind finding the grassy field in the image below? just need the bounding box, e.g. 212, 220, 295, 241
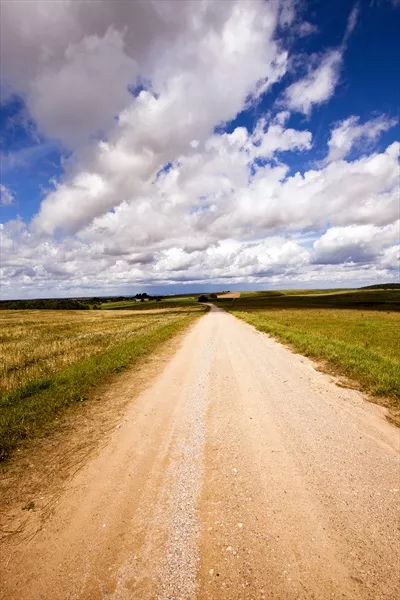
226, 288, 400, 310
220, 289, 400, 421
238, 288, 353, 298
102, 297, 198, 310
0, 306, 206, 461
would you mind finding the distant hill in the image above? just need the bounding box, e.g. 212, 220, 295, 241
360, 283, 400, 290
217, 288, 400, 311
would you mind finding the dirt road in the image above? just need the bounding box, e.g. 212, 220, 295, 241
1, 306, 399, 599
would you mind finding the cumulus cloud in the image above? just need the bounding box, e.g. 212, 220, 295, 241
312, 222, 399, 265
32, 113, 313, 237
72, 119, 314, 249
283, 4, 359, 115
0, 0, 398, 298
29, 28, 136, 147
1, 214, 397, 299
0, 185, 14, 206
324, 114, 397, 163
1, 0, 287, 151
284, 50, 342, 116
1, 0, 202, 147
27, 0, 291, 234
2, 135, 398, 297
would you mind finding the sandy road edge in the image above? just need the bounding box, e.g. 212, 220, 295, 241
0, 310, 207, 546
223, 307, 399, 426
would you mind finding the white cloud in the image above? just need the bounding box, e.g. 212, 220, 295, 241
0, 185, 14, 206
0, 1, 398, 298
283, 4, 359, 116
29, 28, 136, 147
0, 0, 196, 147
380, 245, 400, 270
1, 0, 288, 151
324, 114, 397, 163
343, 3, 360, 44
297, 21, 319, 37
1, 214, 397, 299
284, 49, 342, 116
28, 1, 290, 234
72, 118, 313, 248
2, 133, 398, 298
312, 222, 399, 265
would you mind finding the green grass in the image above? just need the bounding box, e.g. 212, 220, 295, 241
220, 290, 400, 420
0, 307, 206, 461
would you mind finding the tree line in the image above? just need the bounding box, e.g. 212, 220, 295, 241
0, 298, 90, 310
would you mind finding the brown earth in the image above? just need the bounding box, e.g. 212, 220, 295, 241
1, 305, 399, 599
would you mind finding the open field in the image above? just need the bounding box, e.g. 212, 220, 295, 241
239, 288, 354, 298
0, 306, 206, 461
216, 291, 241, 298
219, 290, 400, 420
224, 288, 400, 309
101, 291, 233, 310
102, 297, 198, 310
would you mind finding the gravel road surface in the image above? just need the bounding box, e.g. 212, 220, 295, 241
1, 306, 399, 599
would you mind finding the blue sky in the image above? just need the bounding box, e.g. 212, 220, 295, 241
0, 102, 63, 223
224, 0, 399, 158
0, 0, 399, 299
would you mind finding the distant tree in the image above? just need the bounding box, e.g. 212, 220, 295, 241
198, 295, 209, 302
210, 293, 217, 299
0, 298, 90, 310
135, 292, 152, 301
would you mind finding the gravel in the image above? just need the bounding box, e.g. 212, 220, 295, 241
157, 335, 215, 600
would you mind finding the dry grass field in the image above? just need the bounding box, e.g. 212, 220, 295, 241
216, 292, 241, 298
0, 306, 206, 461
0, 308, 202, 393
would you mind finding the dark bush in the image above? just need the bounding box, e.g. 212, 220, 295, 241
198, 295, 209, 302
